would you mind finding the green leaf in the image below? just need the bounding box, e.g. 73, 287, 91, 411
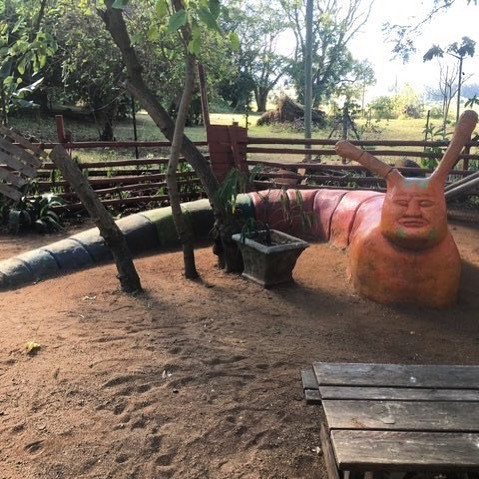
167, 9, 188, 33
208, 0, 220, 19
188, 36, 202, 55
197, 7, 221, 32
112, 0, 129, 9
148, 25, 161, 42
39, 53, 47, 68
192, 24, 201, 40
228, 32, 240, 51
155, 0, 168, 17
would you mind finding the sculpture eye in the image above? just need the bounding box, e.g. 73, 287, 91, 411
394, 200, 408, 207
419, 200, 434, 207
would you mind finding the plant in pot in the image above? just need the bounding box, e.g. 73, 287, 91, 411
231, 190, 311, 288
212, 167, 255, 273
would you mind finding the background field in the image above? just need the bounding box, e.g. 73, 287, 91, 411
9, 111, 439, 166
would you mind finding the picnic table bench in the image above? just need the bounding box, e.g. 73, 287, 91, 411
302, 362, 479, 479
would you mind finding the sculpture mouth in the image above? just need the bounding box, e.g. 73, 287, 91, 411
399, 219, 429, 228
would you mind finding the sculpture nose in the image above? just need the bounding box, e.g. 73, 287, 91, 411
404, 199, 422, 217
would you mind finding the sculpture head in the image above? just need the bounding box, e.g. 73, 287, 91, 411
336, 110, 478, 251
380, 172, 447, 249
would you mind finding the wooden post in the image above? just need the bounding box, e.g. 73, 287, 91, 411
462, 144, 470, 171
55, 115, 66, 143
131, 95, 139, 159
50, 145, 142, 294
304, 0, 313, 160
198, 64, 210, 127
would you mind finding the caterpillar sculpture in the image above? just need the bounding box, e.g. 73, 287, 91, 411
249, 110, 478, 308
0, 111, 476, 308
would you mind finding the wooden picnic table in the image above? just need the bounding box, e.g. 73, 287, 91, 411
302, 362, 479, 478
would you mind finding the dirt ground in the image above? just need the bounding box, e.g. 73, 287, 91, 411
0, 219, 478, 479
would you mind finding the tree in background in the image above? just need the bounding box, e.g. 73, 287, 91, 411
221, 0, 289, 112
424, 36, 475, 127
48, 5, 128, 140
385, 0, 477, 61
369, 84, 424, 120
279, 0, 374, 106
0, 0, 57, 125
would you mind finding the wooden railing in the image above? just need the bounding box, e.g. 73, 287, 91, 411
243, 136, 479, 192
33, 151, 207, 211
5, 117, 479, 215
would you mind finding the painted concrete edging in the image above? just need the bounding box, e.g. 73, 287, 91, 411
0, 198, 224, 291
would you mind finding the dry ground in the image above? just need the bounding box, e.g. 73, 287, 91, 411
0, 220, 478, 479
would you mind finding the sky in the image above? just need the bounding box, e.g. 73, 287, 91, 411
275, 1, 479, 102
348, 0, 479, 101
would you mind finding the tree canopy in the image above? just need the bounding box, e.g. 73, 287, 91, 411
3, 0, 377, 130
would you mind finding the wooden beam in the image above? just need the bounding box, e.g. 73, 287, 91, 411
0, 137, 43, 167
313, 363, 479, 389
0, 150, 37, 177
0, 183, 22, 200
331, 430, 479, 470
0, 166, 27, 187
322, 399, 479, 431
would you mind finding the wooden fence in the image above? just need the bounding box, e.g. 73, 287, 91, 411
34, 148, 207, 211
4, 117, 479, 214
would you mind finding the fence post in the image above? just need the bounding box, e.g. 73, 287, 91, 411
206, 122, 248, 183
463, 144, 470, 171
55, 115, 66, 143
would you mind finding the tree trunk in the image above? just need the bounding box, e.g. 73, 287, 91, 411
100, 2, 246, 275
255, 89, 268, 113
168, 53, 198, 279
99, 2, 221, 215
50, 145, 142, 294
0, 86, 7, 126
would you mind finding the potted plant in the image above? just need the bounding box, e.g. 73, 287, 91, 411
212, 166, 267, 273
232, 222, 309, 287
213, 168, 312, 285
231, 189, 311, 287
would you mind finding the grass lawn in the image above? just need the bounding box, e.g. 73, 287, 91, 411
8, 110, 470, 165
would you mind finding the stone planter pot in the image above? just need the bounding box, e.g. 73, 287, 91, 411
232, 229, 309, 287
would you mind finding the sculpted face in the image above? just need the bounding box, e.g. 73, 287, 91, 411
381, 177, 448, 250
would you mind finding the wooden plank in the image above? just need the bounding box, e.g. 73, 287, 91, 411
37, 157, 203, 170
0, 183, 22, 200
320, 423, 341, 479
0, 126, 47, 160
304, 389, 321, 404
0, 137, 42, 168
313, 362, 479, 389
319, 386, 479, 402
302, 368, 319, 390
0, 166, 27, 187
247, 146, 470, 160
247, 137, 470, 147
322, 400, 479, 431
0, 150, 37, 177
331, 430, 479, 470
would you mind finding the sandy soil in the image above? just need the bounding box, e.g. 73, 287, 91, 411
0, 220, 478, 479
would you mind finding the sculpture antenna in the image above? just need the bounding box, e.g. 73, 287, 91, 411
432, 109, 478, 183
335, 140, 400, 182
